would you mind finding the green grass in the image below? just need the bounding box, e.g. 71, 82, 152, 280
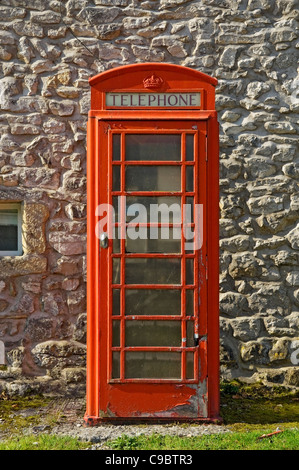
1, 382, 299, 450
0, 394, 52, 438
107, 428, 299, 450
220, 381, 299, 429
104, 381, 299, 450
0, 434, 89, 451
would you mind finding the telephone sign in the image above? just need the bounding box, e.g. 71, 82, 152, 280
85, 63, 220, 424
106, 92, 202, 108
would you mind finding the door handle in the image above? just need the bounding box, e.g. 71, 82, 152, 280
100, 233, 109, 249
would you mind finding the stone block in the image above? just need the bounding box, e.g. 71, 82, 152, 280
13, 21, 44, 38
24, 317, 54, 342
247, 196, 284, 215
220, 292, 249, 317
49, 100, 75, 116
285, 368, 299, 387
220, 235, 251, 253
63, 171, 87, 192
0, 300, 9, 312
286, 224, 299, 250
240, 340, 271, 364
246, 81, 270, 99
269, 338, 291, 363
0, 255, 47, 278
231, 317, 262, 341
264, 121, 297, 134
31, 340, 86, 369
61, 367, 86, 384
94, 0, 128, 4
49, 232, 86, 256
229, 253, 262, 278
22, 202, 49, 255
30, 11, 61, 24
263, 316, 291, 337
56, 87, 80, 99
42, 292, 67, 316
286, 272, 299, 287
73, 313, 87, 343
282, 163, 299, 179
270, 28, 297, 44
0, 7, 26, 20
19, 168, 60, 190
219, 46, 240, 68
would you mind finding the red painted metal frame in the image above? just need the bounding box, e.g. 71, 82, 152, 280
85, 63, 219, 425
108, 124, 203, 387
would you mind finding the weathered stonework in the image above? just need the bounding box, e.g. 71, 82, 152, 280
0, 0, 298, 396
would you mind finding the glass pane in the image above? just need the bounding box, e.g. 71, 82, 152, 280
0, 226, 18, 251
186, 352, 194, 379
112, 289, 120, 316
125, 289, 181, 316
126, 134, 181, 161
112, 352, 120, 379
125, 227, 181, 254
113, 233, 120, 253
112, 134, 121, 161
112, 166, 120, 191
186, 290, 194, 316
112, 320, 120, 347
0, 209, 18, 222
186, 197, 193, 223
186, 135, 194, 162
186, 320, 194, 347
113, 196, 181, 224
0, 210, 18, 251
125, 351, 181, 379
186, 166, 193, 192
112, 196, 121, 224
112, 258, 120, 284
184, 225, 195, 254
126, 196, 181, 223
125, 320, 181, 347
186, 259, 194, 285
125, 166, 181, 192
125, 258, 181, 284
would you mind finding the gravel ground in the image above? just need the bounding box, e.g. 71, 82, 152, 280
53, 421, 230, 449
46, 399, 230, 449
1, 398, 230, 449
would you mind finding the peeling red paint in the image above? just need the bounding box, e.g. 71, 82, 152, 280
106, 383, 198, 417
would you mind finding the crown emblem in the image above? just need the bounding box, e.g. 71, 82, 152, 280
143, 74, 164, 89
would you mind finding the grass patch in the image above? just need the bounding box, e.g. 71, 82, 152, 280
0, 434, 90, 451
104, 382, 299, 450
1, 382, 298, 450
220, 381, 299, 429
0, 393, 52, 438
107, 428, 299, 451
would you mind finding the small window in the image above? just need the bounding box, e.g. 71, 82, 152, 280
0, 203, 22, 256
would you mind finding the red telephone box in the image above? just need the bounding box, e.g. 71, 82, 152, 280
85, 63, 219, 424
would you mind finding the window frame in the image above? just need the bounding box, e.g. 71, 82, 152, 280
0, 203, 23, 257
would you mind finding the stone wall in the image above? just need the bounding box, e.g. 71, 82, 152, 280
0, 0, 298, 396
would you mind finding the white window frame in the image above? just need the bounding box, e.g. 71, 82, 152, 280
0, 203, 23, 257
